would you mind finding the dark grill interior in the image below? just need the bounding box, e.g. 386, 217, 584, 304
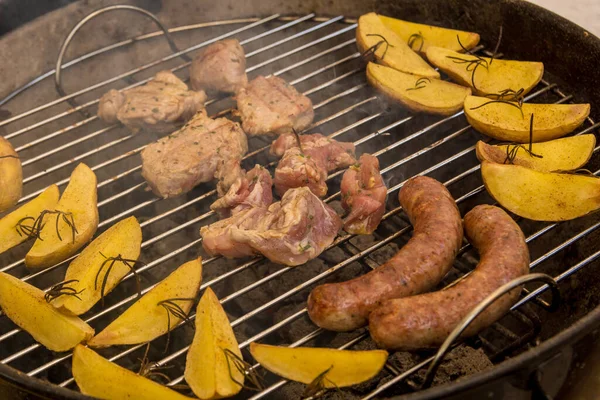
1, 12, 600, 399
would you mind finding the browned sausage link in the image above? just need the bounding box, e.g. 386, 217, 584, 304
369, 205, 530, 350
307, 176, 463, 331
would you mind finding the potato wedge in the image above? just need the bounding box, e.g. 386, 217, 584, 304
357, 13, 440, 78
426, 47, 543, 96
476, 135, 596, 172
73, 345, 192, 400
481, 161, 600, 221
0, 136, 23, 213
88, 258, 202, 347
465, 96, 590, 143
378, 14, 480, 55
249, 343, 388, 388
185, 287, 243, 399
0, 185, 59, 255
367, 62, 471, 115
0, 272, 94, 352
25, 163, 99, 270
51, 216, 142, 316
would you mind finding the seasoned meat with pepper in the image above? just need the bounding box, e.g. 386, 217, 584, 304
201, 187, 342, 266
340, 154, 387, 234
210, 165, 273, 218
98, 71, 206, 133
190, 39, 248, 94
236, 76, 314, 136
141, 112, 248, 198
272, 133, 356, 197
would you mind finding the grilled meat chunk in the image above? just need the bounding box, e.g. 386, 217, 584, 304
272, 133, 356, 197
210, 165, 273, 218
236, 76, 314, 136
190, 39, 248, 94
98, 71, 206, 133
340, 154, 387, 234
201, 187, 342, 266
274, 147, 328, 198
141, 113, 248, 198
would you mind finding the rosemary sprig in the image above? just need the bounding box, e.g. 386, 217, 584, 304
503, 114, 543, 164
489, 26, 503, 65
292, 128, 305, 154
447, 36, 489, 90
407, 32, 424, 52
16, 210, 78, 243
223, 348, 265, 391
157, 297, 196, 352
470, 99, 524, 118
302, 366, 340, 399
406, 77, 431, 91
137, 343, 173, 383
44, 279, 84, 303
361, 34, 394, 61
94, 253, 144, 307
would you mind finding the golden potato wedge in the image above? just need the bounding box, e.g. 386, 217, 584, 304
88, 258, 202, 348
476, 135, 596, 172
465, 96, 590, 143
25, 163, 99, 270
378, 14, 480, 55
249, 343, 388, 388
185, 287, 243, 399
481, 161, 600, 221
426, 47, 543, 96
73, 345, 192, 400
0, 185, 59, 255
357, 13, 440, 78
367, 62, 471, 115
0, 136, 23, 213
0, 272, 94, 352
51, 216, 142, 316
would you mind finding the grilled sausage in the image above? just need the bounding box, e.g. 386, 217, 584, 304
369, 205, 530, 350
307, 176, 463, 331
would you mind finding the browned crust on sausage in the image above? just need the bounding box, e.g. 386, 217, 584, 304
369, 205, 530, 350
307, 176, 463, 331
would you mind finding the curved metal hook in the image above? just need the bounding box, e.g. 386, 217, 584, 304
55, 5, 188, 98
421, 273, 561, 389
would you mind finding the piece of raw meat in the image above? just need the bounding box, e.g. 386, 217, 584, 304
190, 39, 248, 94
210, 165, 273, 218
340, 154, 387, 234
200, 187, 342, 266
272, 133, 356, 197
98, 71, 206, 133
141, 113, 248, 198
236, 75, 314, 136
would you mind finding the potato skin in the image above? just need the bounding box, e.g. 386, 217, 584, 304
0, 136, 22, 213
307, 176, 463, 331
369, 205, 529, 350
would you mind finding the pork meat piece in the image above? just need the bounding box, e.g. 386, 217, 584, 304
272, 133, 356, 197
236, 75, 314, 136
274, 147, 328, 198
201, 207, 268, 258
190, 39, 248, 94
270, 132, 356, 170
201, 187, 342, 266
141, 112, 248, 198
340, 154, 387, 234
210, 165, 273, 218
98, 71, 206, 133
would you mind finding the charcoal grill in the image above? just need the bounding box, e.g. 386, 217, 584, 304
2, 0, 600, 399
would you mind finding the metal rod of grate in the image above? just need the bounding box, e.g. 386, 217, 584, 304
1, 13, 599, 399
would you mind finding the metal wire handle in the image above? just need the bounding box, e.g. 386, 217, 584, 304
421, 273, 561, 389
54, 4, 188, 98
